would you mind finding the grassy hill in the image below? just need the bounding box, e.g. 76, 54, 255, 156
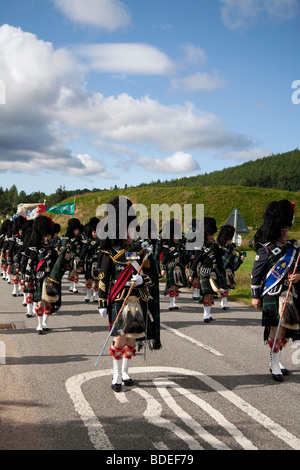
49, 185, 300, 243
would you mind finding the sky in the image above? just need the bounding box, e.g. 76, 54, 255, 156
0, 0, 299, 196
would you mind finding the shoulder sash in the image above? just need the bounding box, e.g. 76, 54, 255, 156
261, 246, 296, 296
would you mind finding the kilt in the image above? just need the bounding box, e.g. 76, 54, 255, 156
164, 264, 187, 292
262, 294, 279, 327
199, 274, 213, 297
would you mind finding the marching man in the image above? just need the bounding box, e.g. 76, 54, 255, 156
251, 200, 300, 382
97, 196, 157, 392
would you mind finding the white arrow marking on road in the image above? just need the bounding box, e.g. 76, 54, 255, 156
66, 367, 300, 450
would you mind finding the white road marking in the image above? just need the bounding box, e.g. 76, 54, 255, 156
153, 441, 169, 450
154, 378, 256, 450
133, 386, 204, 450
153, 380, 230, 450
0, 340, 6, 364
160, 322, 223, 356
65, 371, 114, 450
114, 391, 128, 403
66, 366, 300, 450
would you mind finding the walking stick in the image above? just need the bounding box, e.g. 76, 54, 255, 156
95, 244, 152, 366
272, 250, 300, 353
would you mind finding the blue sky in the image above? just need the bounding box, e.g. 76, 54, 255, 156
0, 0, 299, 196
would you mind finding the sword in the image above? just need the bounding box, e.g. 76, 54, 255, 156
272, 250, 300, 353
95, 242, 152, 366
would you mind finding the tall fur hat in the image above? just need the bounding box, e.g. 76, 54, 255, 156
67, 217, 82, 230
65, 218, 82, 237
52, 223, 61, 235
32, 216, 53, 236
99, 196, 137, 244
217, 225, 235, 247
254, 199, 295, 246
139, 218, 158, 240
84, 217, 100, 238
0, 219, 13, 235
30, 216, 53, 246
204, 217, 217, 236
12, 215, 26, 234
161, 217, 182, 241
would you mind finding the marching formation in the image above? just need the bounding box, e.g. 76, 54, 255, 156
0, 196, 300, 388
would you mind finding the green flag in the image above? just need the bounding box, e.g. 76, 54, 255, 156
46, 202, 75, 215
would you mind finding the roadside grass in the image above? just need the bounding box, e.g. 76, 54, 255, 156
227, 250, 255, 305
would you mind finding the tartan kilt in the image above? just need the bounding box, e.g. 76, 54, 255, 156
165, 264, 187, 290
199, 275, 213, 296
33, 277, 44, 302
262, 294, 279, 327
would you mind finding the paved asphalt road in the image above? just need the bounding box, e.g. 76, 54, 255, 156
1, 273, 300, 453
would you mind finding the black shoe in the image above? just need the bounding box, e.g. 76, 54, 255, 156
169, 307, 174, 311
270, 367, 289, 376
271, 373, 284, 382
111, 383, 122, 392
204, 316, 214, 323
123, 378, 134, 386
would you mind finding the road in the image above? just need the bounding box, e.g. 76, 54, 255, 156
0, 273, 300, 452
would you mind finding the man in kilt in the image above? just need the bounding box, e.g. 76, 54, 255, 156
217, 224, 245, 310
7, 215, 27, 297
97, 196, 158, 392
160, 218, 189, 310
189, 217, 225, 322
251, 200, 300, 382
24, 216, 58, 334
79, 217, 101, 303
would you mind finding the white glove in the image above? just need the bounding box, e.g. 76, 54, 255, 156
131, 274, 143, 286
98, 308, 107, 318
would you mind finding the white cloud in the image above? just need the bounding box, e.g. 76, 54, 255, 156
220, 0, 298, 30
137, 152, 200, 173
0, 25, 107, 178
75, 43, 175, 75
170, 71, 226, 92
0, 24, 261, 183
52, 0, 132, 31
180, 43, 207, 65
221, 148, 272, 161
56, 92, 252, 153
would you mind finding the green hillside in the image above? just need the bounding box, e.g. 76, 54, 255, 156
142, 149, 300, 191
50, 185, 300, 243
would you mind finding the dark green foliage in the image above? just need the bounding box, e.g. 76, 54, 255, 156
140, 149, 300, 191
